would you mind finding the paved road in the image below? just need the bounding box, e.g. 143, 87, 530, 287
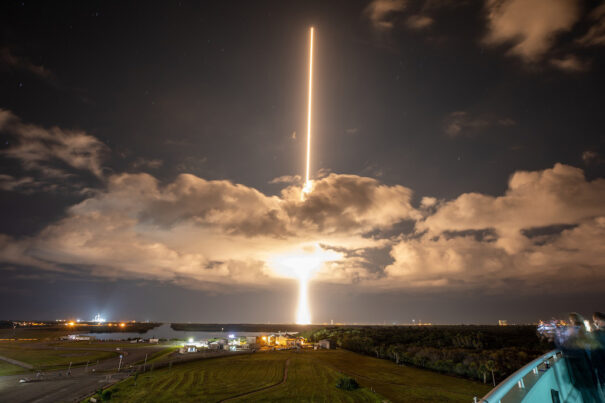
0, 345, 161, 403
0, 346, 252, 402
0, 354, 34, 369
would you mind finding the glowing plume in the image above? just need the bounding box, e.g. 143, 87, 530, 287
268, 243, 341, 325
302, 27, 314, 201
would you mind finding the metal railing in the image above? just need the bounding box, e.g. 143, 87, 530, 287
480, 349, 562, 403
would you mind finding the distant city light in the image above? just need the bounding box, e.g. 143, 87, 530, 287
188, 338, 194, 343
228, 334, 235, 339
119, 322, 125, 328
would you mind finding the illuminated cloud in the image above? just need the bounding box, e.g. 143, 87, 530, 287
0, 109, 108, 179
0, 114, 603, 293
550, 54, 591, 72
364, 0, 407, 31
0, 169, 418, 289
483, 0, 581, 62
406, 15, 434, 30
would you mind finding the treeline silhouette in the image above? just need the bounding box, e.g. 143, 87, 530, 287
307, 325, 551, 384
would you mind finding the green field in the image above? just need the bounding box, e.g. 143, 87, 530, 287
92, 350, 490, 403
0, 345, 117, 370
0, 360, 28, 376
308, 349, 491, 402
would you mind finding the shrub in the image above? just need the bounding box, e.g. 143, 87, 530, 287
336, 376, 359, 391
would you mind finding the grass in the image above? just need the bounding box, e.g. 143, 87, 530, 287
315, 350, 492, 402
0, 346, 117, 370
237, 351, 381, 402
46, 341, 171, 349
0, 360, 29, 376
88, 349, 490, 403
93, 352, 287, 402
143, 347, 180, 364
0, 327, 72, 340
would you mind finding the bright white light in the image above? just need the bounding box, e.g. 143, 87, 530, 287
188, 338, 194, 343
584, 320, 592, 332
228, 334, 235, 339
92, 314, 106, 323
269, 244, 341, 325
302, 27, 314, 201
296, 277, 311, 324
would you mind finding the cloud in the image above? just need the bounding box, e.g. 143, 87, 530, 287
383, 217, 605, 291
483, 0, 582, 62
0, 109, 108, 180
406, 15, 434, 29
364, 0, 408, 31
269, 175, 302, 184
418, 163, 605, 253
550, 54, 591, 72
0, 47, 52, 79
131, 157, 163, 170
1, 138, 604, 294
577, 3, 605, 47
0, 171, 418, 289
582, 150, 603, 165
444, 111, 515, 137
0, 174, 36, 192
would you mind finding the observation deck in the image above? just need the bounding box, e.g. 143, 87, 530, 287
480, 350, 587, 403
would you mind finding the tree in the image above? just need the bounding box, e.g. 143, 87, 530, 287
485, 360, 497, 387
479, 363, 488, 384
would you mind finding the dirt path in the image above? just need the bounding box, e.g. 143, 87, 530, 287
218, 358, 290, 402
0, 354, 34, 370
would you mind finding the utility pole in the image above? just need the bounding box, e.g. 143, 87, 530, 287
67, 361, 72, 375
144, 353, 148, 367
118, 354, 123, 372
85, 361, 89, 373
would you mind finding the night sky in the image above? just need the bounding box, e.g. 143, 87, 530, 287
1, 0, 604, 324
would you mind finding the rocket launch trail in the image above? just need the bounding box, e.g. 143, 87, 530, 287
295, 27, 316, 325
302, 27, 314, 200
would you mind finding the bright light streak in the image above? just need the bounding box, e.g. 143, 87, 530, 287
297, 276, 311, 324
302, 27, 314, 201
269, 244, 341, 325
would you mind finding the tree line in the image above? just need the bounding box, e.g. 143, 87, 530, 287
306, 325, 551, 385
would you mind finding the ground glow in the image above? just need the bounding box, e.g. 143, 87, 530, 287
268, 244, 341, 324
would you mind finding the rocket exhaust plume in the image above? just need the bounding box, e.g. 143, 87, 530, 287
296, 27, 315, 325
301, 27, 314, 200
